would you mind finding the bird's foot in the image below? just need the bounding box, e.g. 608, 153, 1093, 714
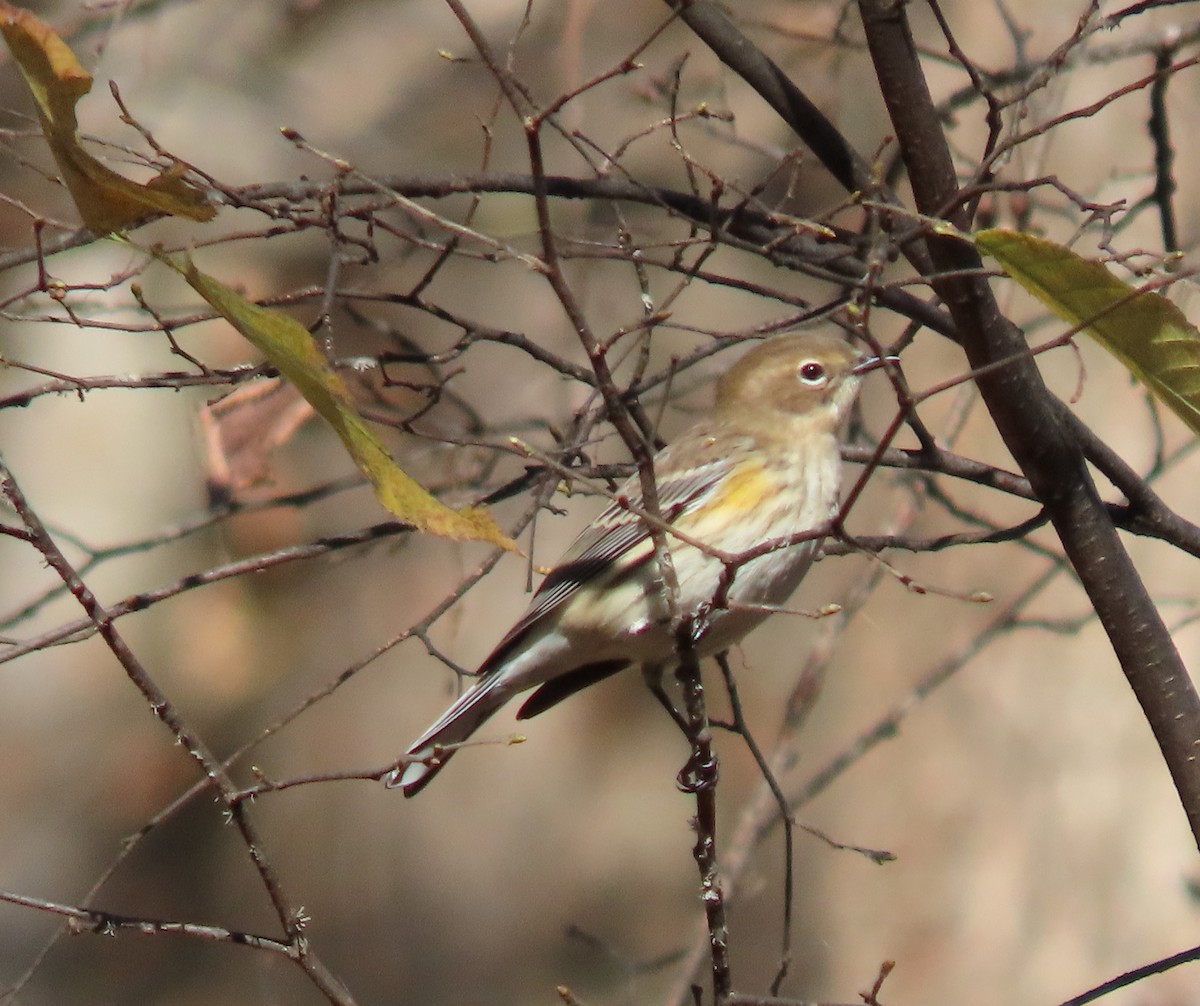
676, 749, 719, 793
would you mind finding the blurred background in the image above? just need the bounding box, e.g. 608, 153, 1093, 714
1, 1, 1199, 1004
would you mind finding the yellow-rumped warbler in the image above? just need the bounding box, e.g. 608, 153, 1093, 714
389, 332, 888, 795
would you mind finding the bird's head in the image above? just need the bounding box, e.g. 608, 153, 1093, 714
714, 332, 890, 432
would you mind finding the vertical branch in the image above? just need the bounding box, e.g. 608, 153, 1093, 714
675, 642, 732, 1004
1148, 41, 1180, 254
854, 0, 1200, 847
716, 652, 795, 994
443, 12, 729, 1000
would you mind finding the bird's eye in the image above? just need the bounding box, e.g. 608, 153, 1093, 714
798, 360, 827, 385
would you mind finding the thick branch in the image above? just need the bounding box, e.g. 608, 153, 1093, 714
856, 0, 1200, 845
663, 0, 874, 194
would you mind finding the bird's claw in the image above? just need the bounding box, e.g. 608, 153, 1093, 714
676, 750, 719, 793
690, 600, 715, 643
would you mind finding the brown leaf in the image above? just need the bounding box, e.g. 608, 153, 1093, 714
199, 379, 314, 503
0, 3, 215, 232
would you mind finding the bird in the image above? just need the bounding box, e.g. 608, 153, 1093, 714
388, 332, 889, 796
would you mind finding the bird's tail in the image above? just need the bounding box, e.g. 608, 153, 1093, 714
386, 672, 510, 797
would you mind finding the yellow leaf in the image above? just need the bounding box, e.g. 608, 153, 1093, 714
158, 251, 518, 551
976, 228, 1200, 436
0, 3, 215, 232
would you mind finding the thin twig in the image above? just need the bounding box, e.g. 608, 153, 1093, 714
0, 456, 355, 1006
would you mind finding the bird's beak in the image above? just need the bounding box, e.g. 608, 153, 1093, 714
852, 352, 900, 376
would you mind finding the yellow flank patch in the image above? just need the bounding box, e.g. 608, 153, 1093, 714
703, 459, 774, 516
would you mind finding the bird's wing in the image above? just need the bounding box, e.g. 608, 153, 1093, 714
480, 440, 741, 671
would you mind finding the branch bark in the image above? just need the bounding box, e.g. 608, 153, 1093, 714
854, 0, 1200, 845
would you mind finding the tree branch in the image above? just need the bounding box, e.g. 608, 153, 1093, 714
855, 0, 1200, 847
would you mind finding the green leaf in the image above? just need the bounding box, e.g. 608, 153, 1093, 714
977, 227, 1200, 436
158, 251, 518, 551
